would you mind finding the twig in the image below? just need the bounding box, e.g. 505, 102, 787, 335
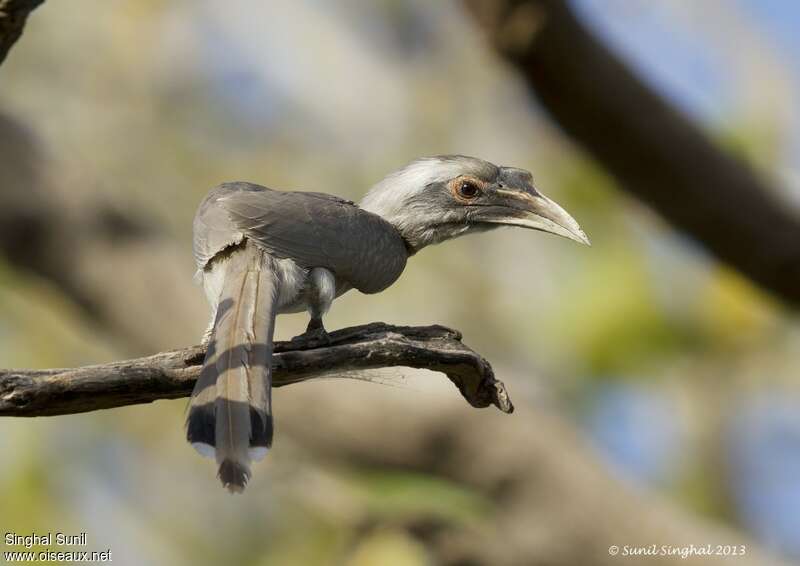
0, 322, 514, 417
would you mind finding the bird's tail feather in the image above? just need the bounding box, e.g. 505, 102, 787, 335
186, 241, 278, 493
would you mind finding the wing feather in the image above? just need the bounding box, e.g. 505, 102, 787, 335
194, 182, 407, 294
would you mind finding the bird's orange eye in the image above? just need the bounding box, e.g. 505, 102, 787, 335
457, 180, 480, 200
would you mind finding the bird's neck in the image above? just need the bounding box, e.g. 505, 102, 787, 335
360, 198, 470, 255
360, 199, 420, 254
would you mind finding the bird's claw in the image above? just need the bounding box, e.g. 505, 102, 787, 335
290, 323, 332, 348
304, 327, 332, 347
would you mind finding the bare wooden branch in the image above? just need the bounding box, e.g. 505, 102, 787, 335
0, 0, 43, 65
0, 322, 514, 417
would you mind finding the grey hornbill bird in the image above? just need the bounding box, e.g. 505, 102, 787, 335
187, 155, 589, 492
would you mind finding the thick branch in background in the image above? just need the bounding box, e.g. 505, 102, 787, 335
283, 391, 786, 566
0, 115, 155, 322
0, 0, 43, 64
0, 323, 513, 417
0, 113, 203, 353
465, 0, 800, 306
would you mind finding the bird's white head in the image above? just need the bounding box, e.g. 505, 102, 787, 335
360, 155, 589, 253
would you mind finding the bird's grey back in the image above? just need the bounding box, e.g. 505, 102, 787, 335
193, 182, 408, 294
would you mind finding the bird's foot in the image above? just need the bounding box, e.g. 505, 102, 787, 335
290, 318, 332, 348
302, 327, 332, 346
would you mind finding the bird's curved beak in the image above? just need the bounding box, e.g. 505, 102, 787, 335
486, 188, 591, 246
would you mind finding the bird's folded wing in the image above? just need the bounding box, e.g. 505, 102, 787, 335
194, 182, 407, 294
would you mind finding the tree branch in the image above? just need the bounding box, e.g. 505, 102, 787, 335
0, 0, 43, 65
0, 322, 514, 417
465, 0, 800, 305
